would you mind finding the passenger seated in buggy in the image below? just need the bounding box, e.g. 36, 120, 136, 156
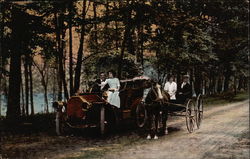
164, 75, 177, 103
176, 75, 192, 104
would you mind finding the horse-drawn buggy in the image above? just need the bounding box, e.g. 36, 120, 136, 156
53, 76, 149, 135
143, 81, 204, 139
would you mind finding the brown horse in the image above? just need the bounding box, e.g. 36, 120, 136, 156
145, 82, 170, 139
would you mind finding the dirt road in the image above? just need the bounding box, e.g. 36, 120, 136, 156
1, 100, 249, 159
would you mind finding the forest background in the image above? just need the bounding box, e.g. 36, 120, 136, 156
0, 0, 248, 123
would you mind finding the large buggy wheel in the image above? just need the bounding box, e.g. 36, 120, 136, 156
196, 94, 204, 129
136, 102, 147, 128
185, 99, 196, 133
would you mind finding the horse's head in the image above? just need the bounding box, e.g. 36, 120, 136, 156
145, 80, 170, 104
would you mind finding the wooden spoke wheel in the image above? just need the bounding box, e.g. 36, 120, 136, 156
136, 102, 147, 128
185, 99, 196, 133
196, 94, 204, 129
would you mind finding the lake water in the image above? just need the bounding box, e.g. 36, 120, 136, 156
0, 93, 59, 116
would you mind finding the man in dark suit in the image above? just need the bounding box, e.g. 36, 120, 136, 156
92, 72, 107, 92
177, 75, 192, 104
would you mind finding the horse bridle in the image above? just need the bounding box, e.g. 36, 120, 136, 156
148, 85, 164, 105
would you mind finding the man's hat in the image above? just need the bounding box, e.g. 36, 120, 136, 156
183, 75, 190, 78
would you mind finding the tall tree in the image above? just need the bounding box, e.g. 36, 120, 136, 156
7, 5, 22, 122
23, 55, 29, 116
117, 1, 132, 78
74, 0, 87, 93
28, 60, 34, 115
68, 1, 74, 96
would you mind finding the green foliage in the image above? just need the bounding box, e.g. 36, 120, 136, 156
84, 52, 140, 80
1, 0, 248, 117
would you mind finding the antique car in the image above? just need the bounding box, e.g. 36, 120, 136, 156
53, 76, 151, 135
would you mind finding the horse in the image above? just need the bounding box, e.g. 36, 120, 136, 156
144, 81, 170, 139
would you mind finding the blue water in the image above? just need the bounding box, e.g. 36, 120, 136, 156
0, 93, 60, 116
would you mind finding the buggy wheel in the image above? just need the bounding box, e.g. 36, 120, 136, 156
185, 99, 195, 133
136, 102, 147, 128
196, 94, 204, 128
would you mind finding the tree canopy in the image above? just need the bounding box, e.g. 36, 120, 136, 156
0, 0, 248, 120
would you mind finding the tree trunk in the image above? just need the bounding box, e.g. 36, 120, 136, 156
74, 0, 87, 93
194, 67, 202, 95
41, 74, 49, 113
233, 74, 237, 95
214, 77, 218, 94
118, 35, 127, 79
21, 73, 25, 116
0, 82, 1, 116
156, 49, 160, 80
224, 71, 230, 92
56, 9, 69, 101
0, 3, 3, 117
24, 56, 29, 116
190, 68, 194, 96
68, 1, 74, 96
238, 76, 243, 91
176, 66, 181, 90
55, 12, 63, 101
203, 80, 207, 95
244, 77, 248, 90
29, 62, 34, 115
139, 25, 144, 68
59, 19, 69, 100
93, 2, 98, 50
52, 68, 57, 101
7, 6, 21, 122
118, 3, 132, 78
113, 2, 119, 51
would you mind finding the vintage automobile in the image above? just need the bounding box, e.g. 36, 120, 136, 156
53, 76, 151, 135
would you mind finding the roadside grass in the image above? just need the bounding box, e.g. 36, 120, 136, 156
1, 113, 56, 136
63, 133, 148, 159
204, 91, 249, 107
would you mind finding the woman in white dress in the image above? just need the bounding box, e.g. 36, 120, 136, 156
164, 75, 177, 102
101, 70, 121, 108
